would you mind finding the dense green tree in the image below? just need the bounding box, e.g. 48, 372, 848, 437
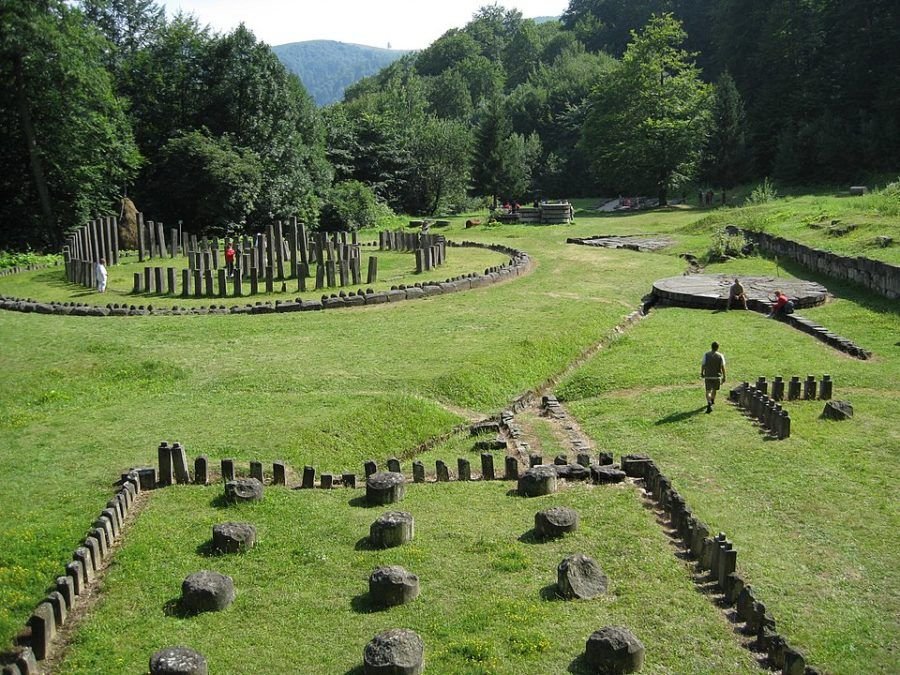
702, 70, 748, 187
406, 118, 472, 214
471, 94, 512, 207
319, 180, 383, 230
78, 0, 165, 65
0, 0, 140, 249
426, 68, 473, 120
581, 14, 712, 204
143, 130, 262, 233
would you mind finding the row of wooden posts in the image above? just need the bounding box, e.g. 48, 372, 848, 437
379, 230, 447, 274
63, 218, 120, 288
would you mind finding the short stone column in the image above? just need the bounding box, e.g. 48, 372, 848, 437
803, 375, 816, 400
517, 465, 558, 497
194, 456, 209, 485
534, 506, 579, 539
584, 627, 644, 673
250, 461, 264, 483
364, 460, 377, 477
772, 376, 785, 401
819, 374, 833, 400
224, 478, 263, 503
457, 458, 471, 481
369, 511, 414, 549
788, 376, 801, 401
181, 571, 235, 613
386, 458, 401, 473
149, 646, 209, 675
368, 566, 419, 608
212, 522, 257, 553
557, 554, 608, 599
480, 453, 494, 480
504, 456, 519, 480
221, 458, 235, 482
435, 460, 450, 482
273, 461, 286, 485
363, 628, 424, 675
366, 472, 406, 505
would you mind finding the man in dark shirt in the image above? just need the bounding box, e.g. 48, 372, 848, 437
701, 341, 726, 413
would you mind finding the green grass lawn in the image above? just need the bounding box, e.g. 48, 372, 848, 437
0, 199, 897, 673
59, 482, 759, 674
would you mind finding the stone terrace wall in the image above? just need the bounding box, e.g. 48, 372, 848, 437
731, 226, 900, 300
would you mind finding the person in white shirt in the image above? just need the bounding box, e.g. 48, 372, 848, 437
95, 258, 108, 293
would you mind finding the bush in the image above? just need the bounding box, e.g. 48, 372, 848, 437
0, 250, 62, 270
707, 227, 747, 261
746, 177, 778, 205
318, 180, 392, 231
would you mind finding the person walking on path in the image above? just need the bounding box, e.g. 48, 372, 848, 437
701, 341, 726, 413
95, 258, 108, 293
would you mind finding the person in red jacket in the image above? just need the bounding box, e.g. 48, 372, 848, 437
225, 242, 236, 278
769, 290, 790, 318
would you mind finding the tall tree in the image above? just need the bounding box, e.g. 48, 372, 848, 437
0, 0, 140, 249
472, 94, 513, 207
702, 70, 748, 187
581, 14, 712, 204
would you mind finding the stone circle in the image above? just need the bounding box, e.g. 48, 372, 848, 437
652, 274, 828, 310
557, 553, 608, 600
517, 465, 558, 497
212, 522, 257, 553
369, 511, 414, 549
181, 571, 235, 613
224, 478, 263, 503
584, 626, 645, 673
369, 566, 420, 608
149, 646, 208, 675
534, 506, 579, 539
366, 471, 406, 506
363, 628, 424, 675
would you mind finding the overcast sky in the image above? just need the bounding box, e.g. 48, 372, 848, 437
159, 0, 570, 50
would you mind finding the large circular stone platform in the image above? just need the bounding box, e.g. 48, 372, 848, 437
652, 274, 827, 310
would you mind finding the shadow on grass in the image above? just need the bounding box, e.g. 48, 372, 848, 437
195, 539, 224, 557
517, 529, 541, 545
777, 257, 899, 318
567, 653, 593, 674
162, 597, 196, 619
539, 584, 562, 602
354, 537, 377, 551
654, 406, 708, 425
209, 494, 230, 508
348, 495, 376, 508
350, 593, 389, 614
343, 666, 365, 675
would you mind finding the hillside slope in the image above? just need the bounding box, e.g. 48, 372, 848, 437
272, 39, 409, 106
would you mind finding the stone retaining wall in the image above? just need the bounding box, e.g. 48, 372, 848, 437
732, 226, 900, 300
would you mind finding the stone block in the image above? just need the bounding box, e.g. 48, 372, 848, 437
342, 473, 357, 488
194, 456, 209, 485
149, 646, 208, 675
435, 460, 450, 482
369, 566, 419, 608
504, 456, 519, 481
250, 461, 263, 483
181, 571, 235, 613
46, 591, 66, 630
157, 442, 173, 487
363, 460, 377, 477
55, 576, 74, 611
517, 465, 558, 497
386, 458, 401, 473
212, 522, 257, 553
412, 461, 425, 483
363, 628, 424, 675
302, 466, 315, 489
273, 461, 286, 485
822, 400, 853, 420
480, 453, 495, 480
224, 478, 263, 503
321, 474, 334, 489
535, 506, 578, 539
457, 458, 471, 481
27, 602, 55, 660
584, 626, 644, 674
220, 458, 235, 482
366, 472, 406, 505
74, 548, 94, 583
621, 454, 651, 478
171, 443, 190, 484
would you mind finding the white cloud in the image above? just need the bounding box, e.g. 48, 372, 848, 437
160, 0, 569, 50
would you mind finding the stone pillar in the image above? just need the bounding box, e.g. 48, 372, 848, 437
819, 374, 833, 400
180, 269, 190, 297
273, 461, 286, 485
367, 256, 378, 284
803, 375, 816, 400
157, 442, 172, 487
171, 443, 190, 484
320, 474, 333, 489
133, 272, 142, 293
755, 376, 768, 395
778, 411, 791, 439
167, 267, 176, 295
250, 461, 263, 482
412, 460, 425, 483
275, 220, 285, 279
529, 454, 542, 467
435, 460, 450, 482
505, 456, 519, 480
480, 453, 494, 480
218, 269, 227, 297
143, 266, 152, 293
342, 473, 357, 488
234, 267, 242, 296
364, 460, 377, 477
194, 456, 209, 485
314, 263, 325, 290
154, 266, 164, 294
297, 264, 307, 292
457, 458, 471, 481
788, 376, 801, 400
221, 458, 235, 482
250, 268, 259, 295
772, 376, 784, 401
387, 458, 401, 473
302, 466, 315, 489
193, 270, 202, 298
325, 260, 336, 287
204, 269, 214, 296
265, 266, 274, 293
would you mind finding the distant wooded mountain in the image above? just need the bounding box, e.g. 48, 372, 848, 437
272, 40, 410, 106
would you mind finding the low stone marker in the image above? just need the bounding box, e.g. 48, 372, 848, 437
181, 571, 235, 613
556, 463, 590, 481
368, 566, 420, 608
149, 646, 209, 675
224, 478, 263, 503
369, 511, 415, 550
363, 628, 424, 675
822, 400, 853, 420
584, 626, 644, 673
591, 465, 626, 484
557, 553, 608, 600
212, 523, 257, 553
534, 506, 579, 539
517, 465, 558, 497
366, 472, 406, 506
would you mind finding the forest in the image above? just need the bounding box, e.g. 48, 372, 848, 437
1, 0, 898, 250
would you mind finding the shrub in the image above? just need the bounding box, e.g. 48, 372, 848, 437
708, 227, 747, 261
318, 180, 392, 231
746, 177, 778, 205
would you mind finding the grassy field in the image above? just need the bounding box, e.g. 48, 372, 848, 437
0, 193, 897, 673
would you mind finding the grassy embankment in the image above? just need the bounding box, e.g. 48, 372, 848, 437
0, 191, 897, 673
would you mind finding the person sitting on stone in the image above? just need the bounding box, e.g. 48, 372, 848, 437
768, 290, 790, 318
727, 277, 748, 310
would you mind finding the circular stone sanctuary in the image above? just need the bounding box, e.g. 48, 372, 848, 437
652, 274, 828, 310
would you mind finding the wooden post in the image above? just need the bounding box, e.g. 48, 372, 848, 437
367, 256, 378, 284
147, 219, 156, 259
137, 213, 145, 262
